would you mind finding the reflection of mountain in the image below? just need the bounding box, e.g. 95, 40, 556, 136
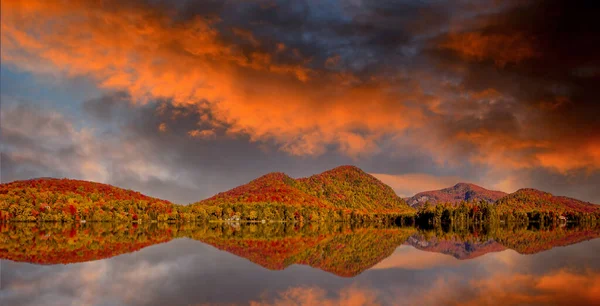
0, 223, 175, 264
191, 223, 416, 277
2, 223, 599, 276
493, 225, 600, 254
403, 235, 506, 260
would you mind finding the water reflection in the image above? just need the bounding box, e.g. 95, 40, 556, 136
1, 222, 599, 305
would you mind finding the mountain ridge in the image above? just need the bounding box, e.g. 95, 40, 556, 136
405, 182, 508, 208
1, 166, 599, 223
195, 165, 414, 214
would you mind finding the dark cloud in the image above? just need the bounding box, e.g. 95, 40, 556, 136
1, 0, 599, 203
433, 0, 600, 136
82, 91, 130, 121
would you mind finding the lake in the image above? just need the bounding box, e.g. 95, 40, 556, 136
1, 222, 599, 306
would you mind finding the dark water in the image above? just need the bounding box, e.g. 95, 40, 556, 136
1, 222, 599, 306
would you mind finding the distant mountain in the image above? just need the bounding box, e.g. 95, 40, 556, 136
196, 165, 413, 214
406, 183, 507, 207
495, 188, 600, 215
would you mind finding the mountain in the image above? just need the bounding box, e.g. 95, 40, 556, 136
195, 165, 414, 215
406, 183, 507, 207
495, 188, 600, 215
0, 178, 174, 222
294, 166, 411, 212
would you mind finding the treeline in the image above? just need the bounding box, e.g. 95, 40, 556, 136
186, 202, 415, 224
414, 200, 600, 226
0, 194, 415, 224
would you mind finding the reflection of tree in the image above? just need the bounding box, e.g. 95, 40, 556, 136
287, 227, 415, 277
189, 223, 416, 276
0, 222, 176, 264
492, 223, 600, 254
1, 222, 599, 276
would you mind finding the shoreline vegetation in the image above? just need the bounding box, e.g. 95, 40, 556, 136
1, 166, 599, 226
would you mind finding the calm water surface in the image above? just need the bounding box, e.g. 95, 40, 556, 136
1, 222, 599, 306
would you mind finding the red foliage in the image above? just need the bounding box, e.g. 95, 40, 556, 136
69, 204, 77, 216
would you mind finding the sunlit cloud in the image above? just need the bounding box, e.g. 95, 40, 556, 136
1, 0, 599, 195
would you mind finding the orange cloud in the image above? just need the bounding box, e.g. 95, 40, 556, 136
241, 269, 600, 306
249, 285, 381, 306
1, 0, 423, 158
446, 129, 600, 174
188, 129, 216, 140
440, 32, 538, 67
456, 269, 600, 306
2, 0, 599, 174
371, 245, 461, 270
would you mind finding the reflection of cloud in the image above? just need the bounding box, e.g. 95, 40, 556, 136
3, 236, 600, 306
371, 245, 460, 270
5, 261, 109, 306
458, 269, 600, 306
249, 285, 381, 306
250, 269, 600, 306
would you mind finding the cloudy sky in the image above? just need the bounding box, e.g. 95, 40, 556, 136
1, 0, 599, 204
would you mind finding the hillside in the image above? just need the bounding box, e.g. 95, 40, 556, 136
406, 183, 507, 207
198, 172, 330, 209
193, 165, 415, 221
294, 166, 411, 213
0, 178, 175, 222
495, 188, 600, 216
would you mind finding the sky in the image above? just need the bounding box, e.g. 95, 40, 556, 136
1, 0, 599, 204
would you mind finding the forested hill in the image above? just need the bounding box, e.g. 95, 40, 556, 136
0, 178, 174, 222
294, 165, 410, 212
495, 188, 600, 216
193, 165, 414, 216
